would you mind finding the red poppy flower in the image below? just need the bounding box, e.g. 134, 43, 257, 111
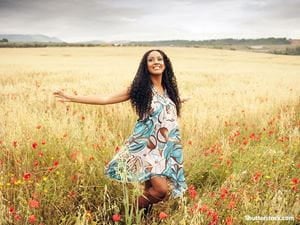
28, 214, 36, 224
252, 172, 262, 183
188, 185, 197, 199
53, 161, 59, 167
199, 204, 208, 213
159, 211, 168, 220
12, 141, 18, 148
291, 178, 299, 185
29, 199, 40, 209
220, 187, 229, 199
32, 142, 38, 149
9, 206, 15, 214
14, 214, 22, 221
115, 146, 120, 152
227, 200, 236, 209
23, 172, 31, 180
112, 213, 121, 222
225, 216, 234, 225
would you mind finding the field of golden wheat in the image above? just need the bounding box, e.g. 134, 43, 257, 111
0, 47, 299, 225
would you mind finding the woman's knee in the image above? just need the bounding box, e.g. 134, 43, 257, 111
155, 187, 168, 199
150, 176, 169, 199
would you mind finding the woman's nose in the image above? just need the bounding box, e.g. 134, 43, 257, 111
153, 59, 160, 64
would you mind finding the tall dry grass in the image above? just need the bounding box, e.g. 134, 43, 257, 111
0, 47, 299, 225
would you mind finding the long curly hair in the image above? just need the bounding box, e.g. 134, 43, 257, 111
129, 49, 181, 121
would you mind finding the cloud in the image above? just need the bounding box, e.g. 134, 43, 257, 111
0, 0, 299, 41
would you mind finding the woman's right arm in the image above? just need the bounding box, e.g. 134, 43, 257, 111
53, 86, 131, 105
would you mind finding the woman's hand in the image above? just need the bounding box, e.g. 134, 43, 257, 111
52, 86, 130, 105
53, 89, 73, 103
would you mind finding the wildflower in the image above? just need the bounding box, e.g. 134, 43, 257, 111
242, 138, 248, 145
36, 125, 42, 129
249, 133, 256, 140
188, 185, 197, 199
291, 178, 299, 185
226, 159, 232, 167
70, 174, 79, 182
23, 172, 31, 180
291, 178, 299, 191
33, 160, 39, 167
220, 187, 229, 199
159, 211, 168, 220
53, 160, 59, 167
28, 199, 40, 209
112, 213, 121, 222
189, 203, 199, 214
225, 216, 234, 225
12, 141, 18, 148
9, 206, 15, 214
68, 191, 77, 199
227, 200, 236, 209
14, 214, 22, 221
115, 146, 120, 152
70, 150, 79, 161
199, 204, 208, 213
188, 140, 192, 145
32, 142, 38, 150
10, 177, 17, 185
41, 140, 46, 145
207, 210, 218, 225
28, 214, 36, 224
252, 172, 262, 183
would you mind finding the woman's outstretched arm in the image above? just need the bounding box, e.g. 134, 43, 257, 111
53, 86, 131, 105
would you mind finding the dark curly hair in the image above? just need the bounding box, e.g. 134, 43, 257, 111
129, 49, 181, 121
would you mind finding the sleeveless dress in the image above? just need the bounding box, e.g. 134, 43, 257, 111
104, 85, 187, 198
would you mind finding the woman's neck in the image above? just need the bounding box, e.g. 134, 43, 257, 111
150, 75, 163, 89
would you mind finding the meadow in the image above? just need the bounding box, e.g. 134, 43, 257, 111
0, 46, 299, 225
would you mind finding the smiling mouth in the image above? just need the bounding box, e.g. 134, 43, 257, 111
153, 66, 161, 70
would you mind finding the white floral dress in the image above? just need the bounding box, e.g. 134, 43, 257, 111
105, 85, 187, 197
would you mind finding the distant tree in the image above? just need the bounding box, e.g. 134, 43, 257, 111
0, 38, 9, 42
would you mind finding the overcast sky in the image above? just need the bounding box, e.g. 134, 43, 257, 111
0, 0, 299, 42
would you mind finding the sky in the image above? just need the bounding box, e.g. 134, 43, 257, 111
0, 0, 299, 42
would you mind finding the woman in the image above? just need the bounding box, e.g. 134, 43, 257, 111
53, 49, 189, 216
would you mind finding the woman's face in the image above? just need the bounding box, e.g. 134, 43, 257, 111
147, 51, 165, 76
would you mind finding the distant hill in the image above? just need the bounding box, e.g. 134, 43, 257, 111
0, 34, 63, 43
127, 38, 291, 46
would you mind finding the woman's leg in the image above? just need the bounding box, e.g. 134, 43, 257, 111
138, 176, 169, 210
146, 176, 169, 203
138, 180, 152, 209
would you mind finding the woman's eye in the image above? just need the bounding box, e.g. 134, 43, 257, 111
148, 57, 163, 62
